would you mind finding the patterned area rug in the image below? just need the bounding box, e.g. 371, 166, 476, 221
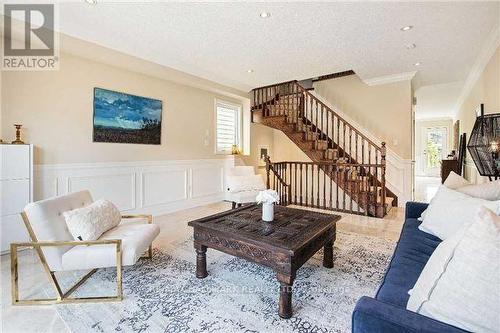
55, 232, 395, 333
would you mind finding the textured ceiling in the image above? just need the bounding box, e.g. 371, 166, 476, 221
9, 1, 500, 91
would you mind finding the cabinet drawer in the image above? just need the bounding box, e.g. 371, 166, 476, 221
1, 179, 30, 216
0, 145, 30, 180
1, 214, 29, 253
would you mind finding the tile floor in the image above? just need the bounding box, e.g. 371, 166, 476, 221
414, 176, 441, 203
0, 202, 405, 333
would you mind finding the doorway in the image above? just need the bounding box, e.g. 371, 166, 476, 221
422, 126, 448, 177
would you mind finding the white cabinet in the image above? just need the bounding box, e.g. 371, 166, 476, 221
0, 144, 32, 253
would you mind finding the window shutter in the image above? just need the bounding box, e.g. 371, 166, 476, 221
216, 102, 240, 154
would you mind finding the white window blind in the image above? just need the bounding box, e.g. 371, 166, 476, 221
216, 101, 240, 154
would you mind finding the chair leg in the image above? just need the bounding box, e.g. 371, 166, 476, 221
11, 243, 124, 305
148, 245, 153, 259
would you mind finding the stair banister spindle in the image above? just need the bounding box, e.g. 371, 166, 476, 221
381, 142, 387, 215
300, 163, 303, 205
264, 156, 271, 189
323, 164, 326, 209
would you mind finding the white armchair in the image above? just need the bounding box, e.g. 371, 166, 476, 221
11, 190, 160, 305
226, 166, 266, 209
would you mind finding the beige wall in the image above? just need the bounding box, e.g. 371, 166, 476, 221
454, 46, 499, 182
240, 123, 310, 176
272, 131, 310, 162
314, 76, 413, 159
2, 51, 248, 165
240, 123, 275, 176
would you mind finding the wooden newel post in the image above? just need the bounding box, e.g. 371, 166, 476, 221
381, 142, 387, 215
265, 156, 271, 189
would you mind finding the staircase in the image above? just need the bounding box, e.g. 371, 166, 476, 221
251, 80, 397, 218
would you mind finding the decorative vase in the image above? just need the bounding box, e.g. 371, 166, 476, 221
262, 202, 274, 222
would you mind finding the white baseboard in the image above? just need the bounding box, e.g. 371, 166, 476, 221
34, 157, 235, 217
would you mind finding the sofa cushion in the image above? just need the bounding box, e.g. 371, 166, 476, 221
61, 223, 160, 271
407, 207, 500, 333
228, 190, 261, 204
23, 190, 94, 271
419, 186, 499, 240
376, 217, 441, 307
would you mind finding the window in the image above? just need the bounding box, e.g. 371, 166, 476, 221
215, 100, 241, 154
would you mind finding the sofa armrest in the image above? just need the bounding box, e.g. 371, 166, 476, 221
405, 201, 429, 220
352, 296, 468, 333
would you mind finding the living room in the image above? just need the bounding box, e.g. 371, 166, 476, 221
1, 2, 499, 333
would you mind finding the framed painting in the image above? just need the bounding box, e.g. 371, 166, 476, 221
93, 88, 162, 144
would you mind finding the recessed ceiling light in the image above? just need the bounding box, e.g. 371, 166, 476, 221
85, 0, 97, 4
414, 62, 421, 66
259, 12, 271, 19
406, 43, 416, 49
247, 69, 254, 73
400, 25, 413, 31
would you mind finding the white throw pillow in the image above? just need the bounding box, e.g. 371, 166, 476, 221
227, 175, 266, 193
458, 180, 500, 201
419, 175, 500, 221
63, 199, 121, 241
419, 186, 499, 240
443, 171, 470, 189
408, 207, 500, 332
443, 171, 500, 200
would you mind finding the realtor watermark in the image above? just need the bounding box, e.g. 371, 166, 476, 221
2, 3, 59, 71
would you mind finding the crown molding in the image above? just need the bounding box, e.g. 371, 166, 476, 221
362, 71, 417, 86
453, 24, 500, 117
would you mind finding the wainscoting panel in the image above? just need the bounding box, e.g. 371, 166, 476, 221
67, 173, 136, 211
34, 157, 235, 216
191, 166, 224, 198
141, 169, 188, 207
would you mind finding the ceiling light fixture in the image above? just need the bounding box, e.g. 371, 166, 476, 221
259, 12, 271, 19
247, 69, 254, 73
400, 25, 413, 31
406, 43, 416, 49
85, 0, 97, 4
414, 62, 421, 66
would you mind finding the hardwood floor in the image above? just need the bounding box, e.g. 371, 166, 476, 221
0, 202, 405, 333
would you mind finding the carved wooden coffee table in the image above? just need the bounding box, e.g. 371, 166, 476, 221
188, 204, 340, 319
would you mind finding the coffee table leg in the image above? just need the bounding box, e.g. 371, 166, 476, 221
195, 244, 208, 278
323, 239, 334, 268
277, 273, 294, 319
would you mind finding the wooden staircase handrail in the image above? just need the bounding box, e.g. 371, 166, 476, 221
265, 156, 291, 205
293, 82, 383, 154
253, 79, 298, 90
272, 161, 385, 168
251, 80, 395, 217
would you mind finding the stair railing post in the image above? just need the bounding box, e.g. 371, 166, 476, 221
381, 142, 387, 216
265, 155, 271, 190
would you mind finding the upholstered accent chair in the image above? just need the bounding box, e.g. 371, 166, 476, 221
226, 166, 266, 209
11, 190, 160, 305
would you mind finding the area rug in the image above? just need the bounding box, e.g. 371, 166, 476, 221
54, 232, 395, 333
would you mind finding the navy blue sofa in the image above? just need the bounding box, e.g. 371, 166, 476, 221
352, 202, 469, 333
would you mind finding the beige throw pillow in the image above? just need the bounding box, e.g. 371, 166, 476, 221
63, 199, 121, 241
408, 207, 500, 332
419, 186, 499, 240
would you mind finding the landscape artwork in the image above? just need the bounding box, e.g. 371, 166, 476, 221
93, 88, 162, 144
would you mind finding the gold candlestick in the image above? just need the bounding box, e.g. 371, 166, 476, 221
11, 124, 25, 144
